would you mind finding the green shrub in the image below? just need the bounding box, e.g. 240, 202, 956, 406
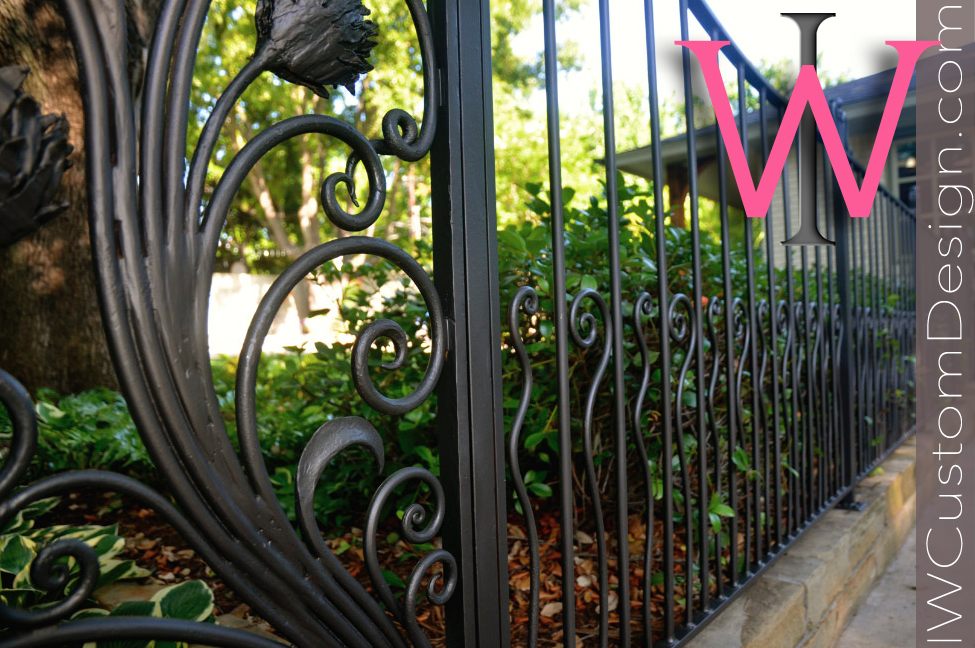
0, 388, 151, 483
0, 177, 907, 534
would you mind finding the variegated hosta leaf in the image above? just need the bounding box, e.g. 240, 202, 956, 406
0, 520, 150, 625
0, 497, 59, 536
74, 580, 217, 648
151, 580, 215, 623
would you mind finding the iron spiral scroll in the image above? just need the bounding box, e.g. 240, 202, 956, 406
0, 0, 454, 646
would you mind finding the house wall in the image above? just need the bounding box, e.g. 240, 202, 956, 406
207, 272, 412, 356
761, 138, 905, 303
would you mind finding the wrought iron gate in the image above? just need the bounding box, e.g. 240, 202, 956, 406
1, 0, 506, 645
0, 0, 915, 647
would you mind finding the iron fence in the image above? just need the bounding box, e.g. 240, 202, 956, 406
504, 0, 916, 646
0, 0, 916, 646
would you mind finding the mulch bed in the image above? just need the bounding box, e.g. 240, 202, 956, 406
35, 489, 753, 647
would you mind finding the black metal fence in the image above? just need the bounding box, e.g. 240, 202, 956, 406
0, 0, 915, 647
503, 0, 916, 646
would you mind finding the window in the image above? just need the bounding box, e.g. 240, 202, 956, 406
896, 140, 916, 209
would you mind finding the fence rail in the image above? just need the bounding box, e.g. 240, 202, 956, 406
503, 0, 917, 646
0, 0, 916, 647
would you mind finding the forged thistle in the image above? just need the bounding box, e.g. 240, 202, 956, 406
0, 66, 73, 248
255, 0, 378, 98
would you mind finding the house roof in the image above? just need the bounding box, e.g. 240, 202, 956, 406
823, 67, 917, 106
614, 52, 936, 184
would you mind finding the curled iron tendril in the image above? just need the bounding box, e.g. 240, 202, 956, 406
732, 297, 748, 343
568, 288, 611, 642
794, 301, 807, 338
706, 295, 724, 425
832, 303, 844, 365
570, 289, 605, 349
667, 293, 695, 608
754, 300, 772, 441
365, 467, 455, 648
756, 300, 771, 383
42, 0, 450, 645
808, 302, 820, 335
198, 0, 438, 252
668, 293, 693, 344
0, 617, 290, 648
0, 539, 99, 628
0, 369, 36, 501
732, 297, 750, 445
227, 236, 448, 647
332, 0, 438, 213
506, 286, 540, 648
630, 290, 655, 642
0, 462, 298, 644
236, 237, 445, 444
775, 299, 790, 333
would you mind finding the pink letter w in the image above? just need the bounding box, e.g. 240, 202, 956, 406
675, 40, 938, 218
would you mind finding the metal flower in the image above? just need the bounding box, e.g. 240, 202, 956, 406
255, 0, 379, 98
0, 66, 73, 248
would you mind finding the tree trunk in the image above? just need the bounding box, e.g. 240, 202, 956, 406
0, 0, 160, 395
1, 1, 102, 394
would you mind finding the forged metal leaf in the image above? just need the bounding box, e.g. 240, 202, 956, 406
0, 66, 73, 247
254, 0, 378, 98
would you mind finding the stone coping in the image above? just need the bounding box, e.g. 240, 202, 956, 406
687, 436, 917, 648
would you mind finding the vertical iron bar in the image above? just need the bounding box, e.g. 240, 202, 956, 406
540, 0, 575, 643
663, 0, 696, 636
849, 195, 860, 477
833, 160, 857, 506
865, 197, 876, 464
714, 25, 735, 601
898, 203, 907, 418
678, 0, 699, 618
905, 204, 913, 407
814, 172, 826, 511
856, 190, 867, 474
909, 208, 916, 388
780, 148, 799, 532
800, 220, 813, 518
892, 198, 901, 438
883, 196, 895, 445
760, 89, 783, 550
595, 0, 632, 642
672, 9, 707, 622
869, 195, 881, 459
877, 197, 889, 448
848, 173, 861, 479
642, 0, 668, 642
823, 152, 838, 497
737, 65, 762, 571
887, 197, 900, 438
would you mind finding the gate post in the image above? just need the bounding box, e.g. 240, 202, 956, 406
427, 1, 510, 647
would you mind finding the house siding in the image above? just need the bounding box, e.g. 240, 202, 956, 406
763, 138, 899, 279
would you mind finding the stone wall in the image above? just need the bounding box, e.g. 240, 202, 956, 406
688, 436, 917, 648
